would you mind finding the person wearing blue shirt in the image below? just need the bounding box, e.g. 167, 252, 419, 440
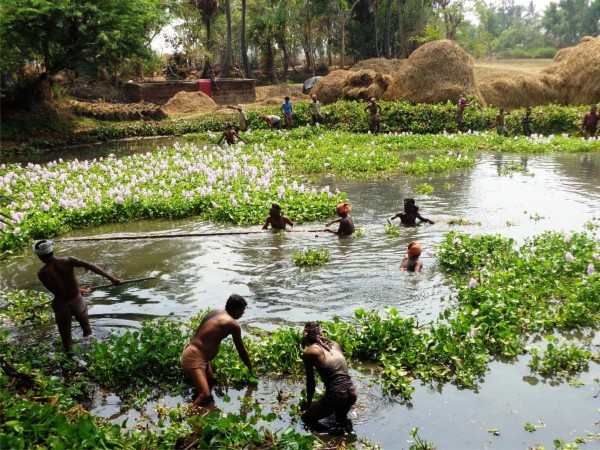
281, 96, 293, 129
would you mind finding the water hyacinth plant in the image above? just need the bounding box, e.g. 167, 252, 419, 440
291, 247, 330, 267
0, 142, 345, 257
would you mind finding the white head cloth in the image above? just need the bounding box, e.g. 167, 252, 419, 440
33, 240, 53, 256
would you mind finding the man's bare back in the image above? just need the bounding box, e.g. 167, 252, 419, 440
189, 309, 243, 362
38, 256, 95, 302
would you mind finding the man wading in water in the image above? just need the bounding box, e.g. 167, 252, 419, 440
262, 203, 294, 231
34, 239, 121, 350
400, 241, 423, 273
180, 294, 253, 406
301, 322, 357, 429
388, 198, 434, 226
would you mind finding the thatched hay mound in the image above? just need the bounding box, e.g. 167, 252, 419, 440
478, 71, 557, 109
162, 91, 217, 116
539, 36, 600, 105
384, 40, 484, 104
310, 70, 350, 104
349, 58, 405, 75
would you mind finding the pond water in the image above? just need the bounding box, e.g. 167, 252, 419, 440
2, 140, 599, 449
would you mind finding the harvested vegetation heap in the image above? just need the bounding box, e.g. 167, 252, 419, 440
383, 40, 483, 104
538, 36, 600, 105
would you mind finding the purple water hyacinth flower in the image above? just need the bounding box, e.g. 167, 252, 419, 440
211, 201, 218, 208
564, 234, 571, 243
48, 352, 55, 360
468, 278, 477, 288
594, 253, 600, 261
78, 359, 87, 367
565, 252, 575, 262
588, 264, 595, 275
453, 237, 461, 245
425, 249, 434, 257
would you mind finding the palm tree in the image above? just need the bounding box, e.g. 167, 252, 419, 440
241, 0, 253, 78
190, 0, 219, 78
219, 0, 233, 77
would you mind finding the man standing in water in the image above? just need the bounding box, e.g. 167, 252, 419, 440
301, 322, 357, 428
388, 198, 434, 226
217, 123, 246, 146
324, 203, 354, 236
262, 203, 294, 230
33, 239, 121, 350
181, 294, 253, 406
400, 241, 423, 273
581, 104, 599, 137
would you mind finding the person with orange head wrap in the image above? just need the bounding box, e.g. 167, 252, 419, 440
324, 202, 355, 236
400, 241, 423, 272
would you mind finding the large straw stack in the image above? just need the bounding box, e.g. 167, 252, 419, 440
539, 36, 600, 105
383, 40, 484, 104
478, 71, 557, 109
349, 58, 405, 75
310, 70, 350, 104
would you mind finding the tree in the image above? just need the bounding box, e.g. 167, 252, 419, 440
240, 0, 253, 78
543, 0, 600, 47
0, 0, 169, 105
190, 0, 219, 77
219, 0, 233, 77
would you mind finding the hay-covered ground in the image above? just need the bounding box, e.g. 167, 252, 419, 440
473, 58, 553, 78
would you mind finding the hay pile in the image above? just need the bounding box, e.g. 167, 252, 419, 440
255, 83, 305, 105
310, 70, 350, 104
384, 40, 483, 104
340, 69, 391, 101
162, 91, 217, 116
349, 58, 405, 75
477, 71, 557, 108
539, 36, 600, 105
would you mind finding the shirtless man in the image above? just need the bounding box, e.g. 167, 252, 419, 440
180, 294, 253, 406
33, 239, 121, 350
217, 123, 245, 146
400, 241, 423, 273
301, 322, 357, 428
388, 198, 434, 226
324, 202, 355, 236
495, 108, 510, 136
364, 97, 382, 133
262, 203, 294, 231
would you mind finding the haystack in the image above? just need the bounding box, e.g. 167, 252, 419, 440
383, 40, 484, 104
478, 71, 557, 108
349, 58, 405, 75
539, 36, 600, 105
310, 70, 350, 104
162, 91, 217, 116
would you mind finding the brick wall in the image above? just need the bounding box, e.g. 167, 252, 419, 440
123, 79, 256, 105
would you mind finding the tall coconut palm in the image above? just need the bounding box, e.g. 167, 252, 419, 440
241, 0, 253, 78
219, 0, 233, 77
190, 0, 219, 78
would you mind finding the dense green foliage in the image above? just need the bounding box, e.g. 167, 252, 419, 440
291, 248, 330, 267
2, 102, 595, 154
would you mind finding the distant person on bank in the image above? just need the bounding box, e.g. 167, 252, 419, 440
227, 104, 248, 132
495, 108, 510, 136
324, 203, 355, 236
33, 239, 121, 350
581, 104, 599, 137
217, 123, 246, 146
388, 198, 434, 226
522, 107, 533, 137
262, 203, 294, 231
455, 94, 472, 131
365, 97, 382, 133
281, 96, 294, 129
300, 322, 357, 429
180, 294, 253, 406
261, 114, 282, 130
309, 94, 324, 126
400, 241, 423, 273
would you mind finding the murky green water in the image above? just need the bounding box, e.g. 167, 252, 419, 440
2, 140, 599, 448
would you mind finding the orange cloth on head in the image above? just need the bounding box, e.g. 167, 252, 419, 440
336, 203, 350, 215
407, 242, 422, 258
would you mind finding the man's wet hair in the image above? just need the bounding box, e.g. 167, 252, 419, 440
226, 294, 248, 312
